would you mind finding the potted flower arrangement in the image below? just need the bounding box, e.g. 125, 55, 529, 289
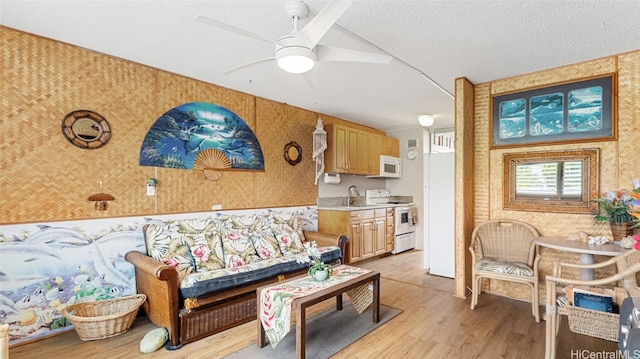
301, 241, 332, 281
593, 179, 640, 239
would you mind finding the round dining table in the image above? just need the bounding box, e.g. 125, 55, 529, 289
535, 236, 626, 280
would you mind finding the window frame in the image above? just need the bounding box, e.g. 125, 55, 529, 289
503, 148, 599, 214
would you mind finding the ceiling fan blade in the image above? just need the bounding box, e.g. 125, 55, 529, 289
295, 0, 352, 48
316, 44, 392, 64
223, 57, 275, 75
195, 15, 273, 44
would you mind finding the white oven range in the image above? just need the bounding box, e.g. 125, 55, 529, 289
393, 206, 416, 254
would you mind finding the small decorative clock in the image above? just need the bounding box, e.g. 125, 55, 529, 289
61, 110, 111, 149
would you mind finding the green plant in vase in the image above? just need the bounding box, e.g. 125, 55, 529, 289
301, 241, 332, 281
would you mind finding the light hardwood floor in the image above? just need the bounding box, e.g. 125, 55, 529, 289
10, 250, 616, 358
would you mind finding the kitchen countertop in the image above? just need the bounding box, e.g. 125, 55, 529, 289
317, 203, 414, 211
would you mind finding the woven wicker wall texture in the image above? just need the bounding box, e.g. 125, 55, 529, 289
2, 27, 381, 223
472, 50, 640, 300
473, 83, 491, 223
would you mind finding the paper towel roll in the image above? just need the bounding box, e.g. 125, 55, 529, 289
323, 173, 341, 184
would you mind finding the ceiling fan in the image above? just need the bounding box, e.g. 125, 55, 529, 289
196, 0, 392, 75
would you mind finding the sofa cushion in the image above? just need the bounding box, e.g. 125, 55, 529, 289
229, 214, 283, 260
188, 233, 225, 272
171, 218, 226, 272
252, 232, 283, 260
270, 212, 306, 256
179, 246, 342, 299
220, 216, 262, 268
144, 222, 196, 280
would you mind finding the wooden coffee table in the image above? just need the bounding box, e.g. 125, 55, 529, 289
257, 268, 380, 359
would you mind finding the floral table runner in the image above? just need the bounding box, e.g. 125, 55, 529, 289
258, 264, 373, 347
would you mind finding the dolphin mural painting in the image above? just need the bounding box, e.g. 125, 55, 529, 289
0, 225, 143, 344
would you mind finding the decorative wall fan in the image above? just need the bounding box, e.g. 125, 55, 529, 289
193, 149, 232, 181
196, 0, 392, 75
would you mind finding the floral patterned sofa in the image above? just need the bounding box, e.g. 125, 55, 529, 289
125, 211, 347, 350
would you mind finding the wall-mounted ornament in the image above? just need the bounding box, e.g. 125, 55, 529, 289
193, 149, 231, 181
284, 141, 302, 166
312, 119, 327, 185
139, 102, 264, 181
61, 110, 111, 149
88, 192, 114, 211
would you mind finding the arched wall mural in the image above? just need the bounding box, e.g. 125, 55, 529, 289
139, 102, 265, 177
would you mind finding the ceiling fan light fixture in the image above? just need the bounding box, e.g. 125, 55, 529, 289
276, 46, 316, 74
418, 114, 435, 127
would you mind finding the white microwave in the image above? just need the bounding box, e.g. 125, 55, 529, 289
368, 155, 402, 178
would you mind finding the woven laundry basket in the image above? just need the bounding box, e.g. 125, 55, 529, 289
62, 294, 146, 340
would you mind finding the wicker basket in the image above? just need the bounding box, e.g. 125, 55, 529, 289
62, 294, 146, 341
566, 305, 619, 342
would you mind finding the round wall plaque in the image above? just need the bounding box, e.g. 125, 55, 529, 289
61, 110, 111, 149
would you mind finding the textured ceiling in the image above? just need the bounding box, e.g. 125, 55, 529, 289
2, 0, 639, 132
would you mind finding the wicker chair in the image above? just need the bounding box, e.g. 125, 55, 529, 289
469, 219, 540, 322
544, 248, 640, 359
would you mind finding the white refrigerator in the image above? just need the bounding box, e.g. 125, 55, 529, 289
423, 152, 455, 278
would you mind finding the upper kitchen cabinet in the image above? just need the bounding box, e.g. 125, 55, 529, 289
325, 123, 359, 173
325, 123, 398, 175
357, 131, 382, 174
382, 136, 400, 157
366, 132, 382, 174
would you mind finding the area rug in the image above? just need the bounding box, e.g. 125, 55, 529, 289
224, 302, 402, 359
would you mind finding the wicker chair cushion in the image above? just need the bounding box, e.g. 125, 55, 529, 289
270, 213, 306, 256
179, 246, 342, 298
475, 257, 534, 276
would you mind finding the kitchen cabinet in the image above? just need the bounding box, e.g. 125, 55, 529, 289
318, 208, 389, 264
355, 131, 382, 174
324, 124, 397, 175
382, 136, 400, 157
385, 208, 395, 253
372, 209, 386, 256
325, 124, 359, 173
366, 133, 382, 174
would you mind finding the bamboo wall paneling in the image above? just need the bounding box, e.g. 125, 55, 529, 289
0, 27, 158, 222
2, 26, 382, 223
254, 100, 318, 208
463, 49, 640, 302
616, 52, 640, 185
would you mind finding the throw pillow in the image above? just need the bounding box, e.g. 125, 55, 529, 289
220, 215, 261, 268
237, 214, 283, 260
144, 222, 196, 280
187, 232, 225, 272
173, 218, 226, 272
270, 212, 306, 256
